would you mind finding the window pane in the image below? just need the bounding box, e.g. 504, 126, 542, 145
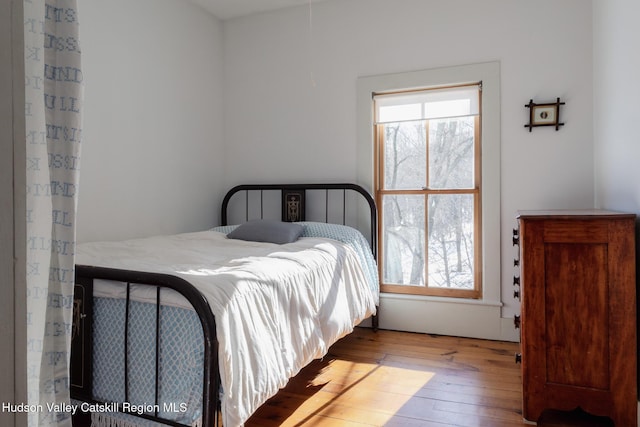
381, 194, 425, 286
382, 121, 426, 190
428, 117, 475, 189
427, 194, 474, 289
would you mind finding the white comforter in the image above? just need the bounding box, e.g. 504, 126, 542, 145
76, 230, 376, 427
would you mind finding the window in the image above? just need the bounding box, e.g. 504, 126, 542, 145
374, 84, 482, 298
357, 62, 502, 337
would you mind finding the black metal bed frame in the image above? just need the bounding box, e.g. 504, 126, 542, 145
71, 183, 378, 427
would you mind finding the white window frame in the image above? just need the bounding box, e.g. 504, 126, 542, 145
357, 62, 506, 340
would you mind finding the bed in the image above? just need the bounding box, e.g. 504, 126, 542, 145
70, 183, 379, 427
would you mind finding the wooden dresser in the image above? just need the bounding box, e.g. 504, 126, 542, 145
515, 210, 637, 426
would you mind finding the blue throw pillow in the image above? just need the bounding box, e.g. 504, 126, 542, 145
226, 220, 304, 244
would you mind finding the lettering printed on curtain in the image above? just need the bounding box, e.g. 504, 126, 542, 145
24, 0, 82, 426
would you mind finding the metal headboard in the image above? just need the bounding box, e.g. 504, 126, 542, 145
220, 183, 377, 260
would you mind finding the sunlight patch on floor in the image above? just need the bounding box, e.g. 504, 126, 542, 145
283, 360, 435, 426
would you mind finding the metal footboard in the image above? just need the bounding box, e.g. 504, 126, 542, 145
71, 265, 219, 427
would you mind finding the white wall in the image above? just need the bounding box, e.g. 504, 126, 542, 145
74, 0, 596, 325
593, 9, 640, 417
222, 0, 594, 319
77, 0, 225, 243
593, 0, 640, 213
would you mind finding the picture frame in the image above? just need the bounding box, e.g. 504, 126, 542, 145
525, 98, 565, 131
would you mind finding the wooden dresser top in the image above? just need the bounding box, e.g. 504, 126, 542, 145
517, 209, 635, 220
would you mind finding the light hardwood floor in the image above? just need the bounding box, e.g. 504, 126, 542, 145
245, 328, 616, 427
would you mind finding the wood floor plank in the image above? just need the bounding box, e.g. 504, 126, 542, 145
245, 328, 617, 427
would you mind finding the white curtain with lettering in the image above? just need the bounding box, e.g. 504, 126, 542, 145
24, 0, 83, 425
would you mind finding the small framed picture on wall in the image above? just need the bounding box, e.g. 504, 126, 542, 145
525, 98, 565, 131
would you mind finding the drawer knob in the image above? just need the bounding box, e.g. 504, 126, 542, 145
513, 276, 520, 286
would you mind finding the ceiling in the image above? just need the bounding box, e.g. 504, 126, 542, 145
192, 0, 330, 20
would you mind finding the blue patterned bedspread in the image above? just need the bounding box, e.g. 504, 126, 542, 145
92, 299, 204, 426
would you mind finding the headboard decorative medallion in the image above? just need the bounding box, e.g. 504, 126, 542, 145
282, 190, 305, 222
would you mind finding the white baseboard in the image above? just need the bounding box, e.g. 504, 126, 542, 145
368, 293, 520, 342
